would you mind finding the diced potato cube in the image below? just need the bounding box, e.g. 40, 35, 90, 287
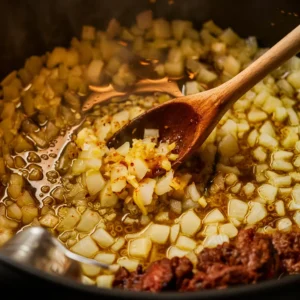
128, 237, 152, 259
287, 71, 300, 89
218, 134, 239, 157
287, 108, 299, 125
22, 205, 38, 224
219, 28, 239, 45
39, 214, 59, 228
180, 210, 201, 236
170, 224, 180, 243
96, 275, 115, 289
186, 182, 201, 202
277, 217, 292, 232
201, 224, 218, 236
203, 208, 225, 224
149, 224, 170, 244
275, 200, 285, 216
99, 183, 118, 208
71, 236, 99, 258
155, 170, 174, 195
86, 170, 106, 195
223, 55, 240, 76
258, 184, 278, 203
247, 129, 259, 147
176, 235, 196, 251
92, 228, 115, 248
130, 158, 148, 180
246, 202, 267, 225
262, 96, 282, 114
292, 187, 300, 204
57, 207, 81, 232
273, 107, 288, 122
117, 257, 139, 272
95, 252, 116, 264
7, 204, 22, 220
293, 211, 300, 227
203, 234, 229, 248
228, 199, 248, 220
253, 146, 267, 162
111, 237, 126, 252
167, 246, 188, 259
153, 19, 171, 39
248, 109, 267, 123
258, 133, 278, 150
81, 264, 100, 277
134, 178, 156, 207
219, 223, 238, 238
76, 209, 100, 232
0, 216, 18, 230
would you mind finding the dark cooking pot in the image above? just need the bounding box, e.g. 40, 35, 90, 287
0, 0, 300, 298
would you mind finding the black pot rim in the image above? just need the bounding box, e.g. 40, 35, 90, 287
1, 253, 300, 298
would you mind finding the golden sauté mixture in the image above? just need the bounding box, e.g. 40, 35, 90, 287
0, 10, 300, 288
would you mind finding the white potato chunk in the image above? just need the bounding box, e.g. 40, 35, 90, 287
76, 209, 100, 232
71, 236, 99, 258
92, 228, 115, 248
180, 210, 201, 236
128, 237, 152, 259
176, 235, 196, 251
149, 224, 170, 244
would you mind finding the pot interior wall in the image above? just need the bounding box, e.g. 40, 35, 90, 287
0, 0, 299, 78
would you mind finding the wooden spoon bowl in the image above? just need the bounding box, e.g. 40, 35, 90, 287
108, 25, 300, 175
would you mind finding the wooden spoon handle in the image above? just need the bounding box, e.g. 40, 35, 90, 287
218, 25, 300, 107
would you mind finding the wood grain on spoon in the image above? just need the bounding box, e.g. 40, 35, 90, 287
108, 25, 300, 175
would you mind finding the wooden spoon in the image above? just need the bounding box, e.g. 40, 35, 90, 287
107, 25, 300, 174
